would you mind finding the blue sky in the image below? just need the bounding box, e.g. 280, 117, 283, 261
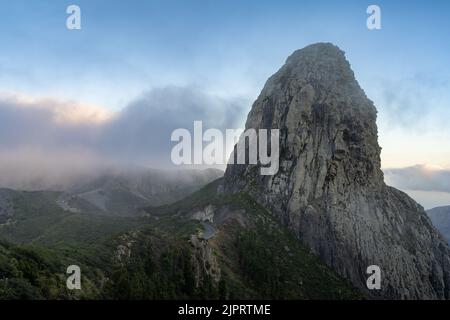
2, 0, 449, 111
1, 0, 450, 207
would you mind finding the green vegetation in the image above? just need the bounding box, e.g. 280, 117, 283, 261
0, 240, 101, 299
0, 180, 362, 300
234, 225, 360, 299
145, 181, 361, 299
103, 230, 218, 299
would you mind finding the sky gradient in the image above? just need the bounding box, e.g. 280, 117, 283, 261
0, 0, 449, 207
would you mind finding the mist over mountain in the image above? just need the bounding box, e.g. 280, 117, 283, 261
0, 87, 245, 191
1, 43, 450, 301
62, 166, 224, 216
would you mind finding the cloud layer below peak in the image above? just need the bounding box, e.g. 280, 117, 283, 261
0, 86, 247, 189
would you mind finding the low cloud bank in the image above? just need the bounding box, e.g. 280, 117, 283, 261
0, 87, 246, 190
384, 165, 450, 193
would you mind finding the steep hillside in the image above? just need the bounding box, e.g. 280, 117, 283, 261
64, 167, 224, 216
0, 189, 140, 245
0, 180, 361, 299
139, 179, 361, 299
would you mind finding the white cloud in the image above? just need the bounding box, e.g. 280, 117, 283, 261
0, 92, 115, 125
384, 164, 450, 193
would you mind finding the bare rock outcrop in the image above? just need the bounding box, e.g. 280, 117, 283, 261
224, 43, 450, 299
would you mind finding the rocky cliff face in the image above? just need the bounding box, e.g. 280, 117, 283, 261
224, 43, 450, 299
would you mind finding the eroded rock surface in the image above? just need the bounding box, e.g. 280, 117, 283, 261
224, 43, 450, 299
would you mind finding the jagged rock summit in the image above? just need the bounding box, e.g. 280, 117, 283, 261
224, 43, 450, 299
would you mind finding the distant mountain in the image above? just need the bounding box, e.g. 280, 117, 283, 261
427, 206, 450, 243
0, 188, 140, 245
0, 168, 223, 244
62, 167, 224, 216
0, 168, 232, 299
